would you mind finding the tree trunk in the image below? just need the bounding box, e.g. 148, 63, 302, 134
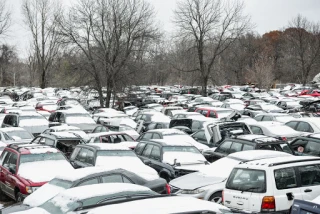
202, 75, 208, 96
105, 78, 113, 108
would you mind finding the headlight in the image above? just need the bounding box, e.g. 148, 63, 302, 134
180, 188, 205, 194
26, 186, 32, 194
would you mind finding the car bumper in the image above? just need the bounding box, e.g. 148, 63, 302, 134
229, 208, 289, 214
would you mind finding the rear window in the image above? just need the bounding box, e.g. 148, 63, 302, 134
226, 168, 266, 193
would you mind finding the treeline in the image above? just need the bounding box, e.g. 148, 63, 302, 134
0, 0, 319, 102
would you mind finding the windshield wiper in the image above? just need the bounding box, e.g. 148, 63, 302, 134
241, 187, 259, 193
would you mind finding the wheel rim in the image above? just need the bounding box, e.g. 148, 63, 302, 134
211, 196, 222, 204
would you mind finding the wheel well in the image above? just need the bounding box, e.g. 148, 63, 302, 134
209, 191, 222, 200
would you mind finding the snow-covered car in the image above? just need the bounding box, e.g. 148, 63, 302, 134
0, 127, 34, 143
12, 183, 158, 214
87, 131, 137, 149
69, 143, 159, 180
285, 118, 320, 133
169, 150, 292, 203
42, 125, 88, 140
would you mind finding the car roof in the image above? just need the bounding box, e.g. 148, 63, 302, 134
44, 132, 81, 139
55, 167, 128, 182
54, 183, 152, 201
255, 113, 290, 116
235, 134, 279, 142
196, 107, 229, 111
88, 131, 128, 137
84, 143, 130, 151
87, 196, 229, 214
7, 143, 59, 154
286, 118, 320, 123
146, 129, 184, 135
147, 139, 194, 147
239, 156, 320, 168
228, 150, 293, 161
0, 127, 28, 132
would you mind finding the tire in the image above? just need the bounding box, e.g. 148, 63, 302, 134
0, 186, 9, 201
16, 192, 24, 202
209, 192, 223, 204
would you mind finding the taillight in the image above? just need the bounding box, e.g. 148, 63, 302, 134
222, 190, 224, 204
165, 183, 171, 194
281, 137, 287, 141
261, 196, 275, 212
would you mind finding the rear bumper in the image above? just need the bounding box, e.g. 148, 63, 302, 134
229, 208, 289, 214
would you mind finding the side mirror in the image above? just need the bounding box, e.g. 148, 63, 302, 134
9, 165, 16, 174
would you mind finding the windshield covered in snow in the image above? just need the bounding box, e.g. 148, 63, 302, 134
20, 153, 65, 164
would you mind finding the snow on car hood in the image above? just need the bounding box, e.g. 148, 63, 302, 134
163, 135, 208, 150
18, 160, 74, 183
19, 119, 49, 127
13, 207, 49, 214
170, 172, 225, 190
24, 183, 66, 207
163, 152, 207, 165
95, 157, 159, 180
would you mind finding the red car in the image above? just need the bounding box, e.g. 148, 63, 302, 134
195, 107, 234, 118
0, 144, 73, 202
299, 90, 320, 97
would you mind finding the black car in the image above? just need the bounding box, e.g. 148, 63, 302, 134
203, 134, 294, 162
31, 132, 85, 158
290, 199, 320, 214
0, 168, 169, 214
289, 134, 320, 157
135, 139, 208, 182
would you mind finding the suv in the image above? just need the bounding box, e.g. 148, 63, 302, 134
2, 112, 49, 137
203, 135, 294, 162
135, 139, 208, 182
0, 144, 73, 202
224, 156, 320, 213
31, 132, 85, 158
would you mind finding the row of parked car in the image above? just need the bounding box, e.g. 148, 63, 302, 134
0, 85, 319, 213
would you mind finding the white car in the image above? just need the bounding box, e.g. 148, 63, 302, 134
224, 156, 320, 213
0, 127, 34, 143
285, 118, 320, 133
169, 150, 292, 203
88, 196, 231, 214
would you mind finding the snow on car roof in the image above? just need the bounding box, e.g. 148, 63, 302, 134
148, 128, 184, 135
241, 156, 320, 167
49, 132, 80, 138
86, 143, 130, 150
50, 125, 81, 131
28, 147, 59, 154
87, 196, 229, 214
55, 167, 121, 181
0, 127, 28, 132
150, 139, 194, 147
229, 150, 292, 161
236, 134, 272, 141
87, 131, 127, 137
54, 183, 151, 201
94, 112, 125, 117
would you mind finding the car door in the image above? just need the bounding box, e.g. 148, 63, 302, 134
139, 144, 154, 166
1, 152, 17, 198
274, 167, 303, 211
0, 150, 9, 194
297, 164, 320, 201
149, 145, 162, 173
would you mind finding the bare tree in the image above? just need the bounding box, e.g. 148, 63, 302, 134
22, 0, 61, 89
57, 0, 157, 107
283, 15, 320, 85
174, 0, 251, 95
0, 0, 10, 36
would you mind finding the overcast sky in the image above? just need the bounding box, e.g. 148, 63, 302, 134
4, 0, 320, 59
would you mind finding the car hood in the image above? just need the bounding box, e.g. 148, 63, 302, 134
12, 207, 49, 214
69, 123, 98, 132
170, 172, 225, 190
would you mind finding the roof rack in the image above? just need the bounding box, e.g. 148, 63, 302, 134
268, 158, 320, 167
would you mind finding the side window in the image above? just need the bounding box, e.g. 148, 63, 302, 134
150, 146, 161, 161
304, 141, 320, 156
141, 133, 153, 140
142, 144, 153, 157
152, 133, 161, 139
135, 143, 146, 155
101, 174, 123, 183
122, 176, 133, 184
45, 138, 55, 146
255, 116, 263, 121
8, 153, 17, 168
7, 116, 13, 126
201, 110, 208, 116
285, 121, 298, 129
78, 178, 99, 187
155, 124, 162, 129
192, 131, 206, 140
192, 121, 201, 130
250, 126, 263, 135
262, 116, 272, 121
298, 165, 320, 186
215, 141, 232, 153
75, 148, 93, 164
274, 168, 297, 190
0, 150, 9, 165
100, 126, 108, 132
32, 137, 42, 144
296, 122, 314, 133
12, 116, 18, 127
70, 147, 81, 160
229, 142, 243, 154
93, 127, 101, 133
242, 144, 254, 151
148, 123, 156, 130
209, 111, 217, 118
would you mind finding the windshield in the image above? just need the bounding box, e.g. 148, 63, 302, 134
162, 146, 206, 165
66, 114, 95, 124
7, 130, 33, 139
226, 168, 266, 193
20, 153, 65, 164
274, 116, 294, 123
39, 197, 80, 214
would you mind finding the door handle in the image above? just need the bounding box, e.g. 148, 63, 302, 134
304, 189, 312, 193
